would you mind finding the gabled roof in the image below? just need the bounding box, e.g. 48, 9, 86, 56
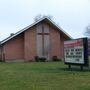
0, 16, 72, 44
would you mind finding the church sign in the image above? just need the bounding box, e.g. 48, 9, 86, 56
64, 38, 88, 67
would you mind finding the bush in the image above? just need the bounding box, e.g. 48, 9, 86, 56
35, 56, 39, 62
0, 60, 4, 62
52, 56, 62, 61
39, 57, 46, 62
52, 56, 57, 61
35, 56, 46, 62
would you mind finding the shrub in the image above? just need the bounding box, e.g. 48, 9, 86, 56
35, 56, 39, 62
35, 56, 46, 62
52, 56, 62, 61
39, 57, 46, 62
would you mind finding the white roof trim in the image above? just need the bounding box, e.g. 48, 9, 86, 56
0, 16, 72, 44
45, 17, 72, 39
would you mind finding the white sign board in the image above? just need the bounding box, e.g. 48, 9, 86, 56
64, 39, 84, 64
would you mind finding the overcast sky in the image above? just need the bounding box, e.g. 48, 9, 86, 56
0, 0, 90, 41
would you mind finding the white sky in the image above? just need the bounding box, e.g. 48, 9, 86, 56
0, 0, 90, 41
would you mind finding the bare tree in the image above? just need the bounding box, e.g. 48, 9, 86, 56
44, 15, 53, 20
85, 25, 90, 38
34, 14, 54, 22
34, 14, 42, 22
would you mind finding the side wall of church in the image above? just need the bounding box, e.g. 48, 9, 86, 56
60, 34, 65, 59
2, 34, 24, 61
49, 25, 63, 60
0, 46, 2, 60
24, 26, 37, 61
0, 21, 67, 61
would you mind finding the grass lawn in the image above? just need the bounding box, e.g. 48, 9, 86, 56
0, 62, 90, 90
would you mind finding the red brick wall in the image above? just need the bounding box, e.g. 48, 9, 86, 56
60, 34, 65, 59
3, 34, 24, 61
49, 25, 61, 59
24, 26, 37, 61
0, 21, 69, 61
0, 46, 2, 60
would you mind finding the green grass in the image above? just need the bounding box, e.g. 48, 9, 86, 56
0, 62, 90, 90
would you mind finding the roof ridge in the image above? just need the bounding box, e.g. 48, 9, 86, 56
0, 16, 71, 44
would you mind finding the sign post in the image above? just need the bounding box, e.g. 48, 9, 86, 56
64, 38, 88, 70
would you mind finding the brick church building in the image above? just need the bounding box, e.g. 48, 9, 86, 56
0, 17, 71, 62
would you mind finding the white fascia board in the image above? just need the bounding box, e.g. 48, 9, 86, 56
0, 16, 72, 44
46, 18, 72, 39
0, 17, 47, 44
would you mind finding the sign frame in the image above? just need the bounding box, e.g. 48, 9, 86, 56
64, 38, 88, 67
